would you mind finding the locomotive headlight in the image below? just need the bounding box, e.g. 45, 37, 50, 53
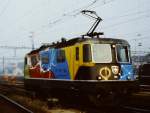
127, 76, 131, 80
98, 76, 102, 80
111, 66, 119, 75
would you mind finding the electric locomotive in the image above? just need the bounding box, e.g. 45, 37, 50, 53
24, 10, 138, 103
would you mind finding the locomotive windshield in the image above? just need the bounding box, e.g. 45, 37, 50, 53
116, 45, 129, 63
83, 44, 130, 63
92, 44, 112, 63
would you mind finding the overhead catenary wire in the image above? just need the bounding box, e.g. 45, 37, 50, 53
47, 0, 150, 36
0, 0, 147, 33
104, 8, 150, 21
33, 0, 117, 34
109, 29, 150, 39
49, 0, 100, 25
102, 13, 150, 29
47, 0, 149, 32
48, 0, 119, 27
0, 46, 32, 49
0, 0, 139, 36
30, 0, 101, 33
0, 0, 101, 41
88, 0, 117, 10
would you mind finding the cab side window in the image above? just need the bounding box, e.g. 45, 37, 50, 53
83, 44, 92, 62
57, 50, 66, 63
31, 55, 38, 66
76, 47, 79, 61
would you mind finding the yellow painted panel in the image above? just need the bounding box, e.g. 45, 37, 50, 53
63, 47, 74, 80
63, 42, 95, 80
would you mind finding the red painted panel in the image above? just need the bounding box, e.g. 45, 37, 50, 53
41, 71, 54, 78
29, 65, 41, 78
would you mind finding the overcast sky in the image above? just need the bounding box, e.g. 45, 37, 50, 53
0, 0, 150, 57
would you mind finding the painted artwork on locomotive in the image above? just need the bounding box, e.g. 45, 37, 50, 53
24, 37, 135, 81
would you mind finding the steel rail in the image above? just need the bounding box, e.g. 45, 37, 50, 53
0, 94, 33, 113
121, 105, 150, 113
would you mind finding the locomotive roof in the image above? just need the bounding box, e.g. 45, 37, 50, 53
67, 37, 129, 45
27, 37, 129, 55
50, 37, 129, 48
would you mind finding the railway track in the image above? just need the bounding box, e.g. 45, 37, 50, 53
46, 89, 150, 113
121, 105, 150, 113
140, 85, 150, 91
0, 81, 31, 96
0, 81, 150, 113
0, 93, 33, 113
46, 92, 150, 113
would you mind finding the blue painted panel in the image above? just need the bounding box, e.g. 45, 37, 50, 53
119, 64, 134, 80
51, 49, 70, 79
40, 49, 70, 79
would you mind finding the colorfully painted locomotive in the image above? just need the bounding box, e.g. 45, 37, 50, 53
24, 11, 138, 103
24, 37, 138, 94
25, 37, 134, 81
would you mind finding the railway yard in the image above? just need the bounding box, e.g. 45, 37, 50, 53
0, 77, 150, 113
